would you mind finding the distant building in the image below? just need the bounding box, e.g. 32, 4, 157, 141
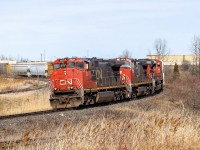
146, 55, 196, 66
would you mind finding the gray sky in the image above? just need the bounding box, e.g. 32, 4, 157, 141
0, 0, 199, 61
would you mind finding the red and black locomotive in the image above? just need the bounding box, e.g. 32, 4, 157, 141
49, 57, 164, 109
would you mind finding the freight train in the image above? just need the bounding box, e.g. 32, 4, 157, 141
49, 57, 164, 109
0, 61, 53, 77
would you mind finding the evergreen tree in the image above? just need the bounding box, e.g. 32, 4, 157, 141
173, 62, 179, 79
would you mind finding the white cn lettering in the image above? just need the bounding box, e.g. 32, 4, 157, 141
60, 80, 66, 85
67, 79, 73, 85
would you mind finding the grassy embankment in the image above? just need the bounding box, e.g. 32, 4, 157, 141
0, 78, 51, 116
0, 70, 200, 149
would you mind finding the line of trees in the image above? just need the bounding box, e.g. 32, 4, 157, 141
119, 36, 200, 75
119, 38, 170, 60
0, 55, 14, 61
0, 55, 29, 62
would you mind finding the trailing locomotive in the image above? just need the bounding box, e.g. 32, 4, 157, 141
49, 57, 164, 109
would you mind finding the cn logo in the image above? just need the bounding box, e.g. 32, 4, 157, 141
67, 79, 73, 85
60, 80, 66, 85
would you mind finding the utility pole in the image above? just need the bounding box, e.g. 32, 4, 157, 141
41, 53, 42, 61
44, 50, 46, 61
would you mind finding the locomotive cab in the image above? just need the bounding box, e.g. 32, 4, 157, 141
116, 58, 133, 85
51, 58, 85, 94
50, 58, 68, 93
153, 59, 164, 91
154, 59, 163, 79
50, 58, 97, 108
136, 59, 156, 82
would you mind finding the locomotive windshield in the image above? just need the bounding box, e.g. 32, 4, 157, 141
54, 64, 60, 70
121, 61, 131, 68
124, 61, 130, 66
54, 64, 67, 70
60, 64, 66, 68
76, 62, 84, 69
68, 62, 75, 68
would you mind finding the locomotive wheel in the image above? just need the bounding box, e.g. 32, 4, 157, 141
132, 93, 137, 100
84, 97, 89, 105
114, 95, 117, 101
89, 99, 95, 105
117, 95, 121, 101
120, 94, 123, 100
50, 100, 58, 110
84, 96, 96, 105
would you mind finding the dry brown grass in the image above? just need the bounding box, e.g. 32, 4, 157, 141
0, 72, 200, 150
0, 78, 51, 116
42, 111, 199, 150
0, 88, 51, 116
0, 78, 40, 93
1, 101, 200, 150
0, 78, 25, 92
167, 71, 200, 109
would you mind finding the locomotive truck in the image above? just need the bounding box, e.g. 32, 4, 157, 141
49, 57, 164, 109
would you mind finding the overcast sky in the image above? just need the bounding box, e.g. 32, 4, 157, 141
0, 0, 200, 61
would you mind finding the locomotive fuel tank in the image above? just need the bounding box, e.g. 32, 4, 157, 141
96, 91, 115, 103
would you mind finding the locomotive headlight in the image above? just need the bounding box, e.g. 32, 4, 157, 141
54, 87, 57, 91
70, 86, 74, 90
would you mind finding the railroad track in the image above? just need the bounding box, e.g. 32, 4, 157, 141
14, 76, 50, 82
0, 84, 49, 95
0, 89, 164, 121
0, 76, 49, 95
0, 76, 49, 82
0, 109, 66, 121
1, 75, 48, 79
0, 99, 135, 121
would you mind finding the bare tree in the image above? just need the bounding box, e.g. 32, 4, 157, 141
20, 57, 29, 62
181, 60, 190, 71
119, 49, 132, 58
191, 36, 200, 74
0, 55, 14, 61
154, 38, 170, 61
